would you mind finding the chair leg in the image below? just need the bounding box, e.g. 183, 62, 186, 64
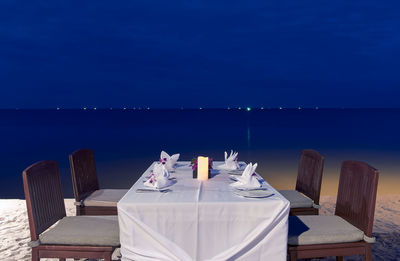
31, 247, 39, 261
336, 257, 343, 261
76, 205, 82, 216
289, 250, 297, 261
365, 243, 372, 261
104, 252, 112, 261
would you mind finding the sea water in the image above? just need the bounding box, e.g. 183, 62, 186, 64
1, 108, 399, 198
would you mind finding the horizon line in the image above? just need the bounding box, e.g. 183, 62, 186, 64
2, 107, 400, 110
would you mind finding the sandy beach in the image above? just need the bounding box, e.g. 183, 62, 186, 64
1, 196, 399, 261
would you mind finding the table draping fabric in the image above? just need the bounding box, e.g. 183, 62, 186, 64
118, 161, 290, 261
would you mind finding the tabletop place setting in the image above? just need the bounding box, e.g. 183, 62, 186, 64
136, 150, 274, 199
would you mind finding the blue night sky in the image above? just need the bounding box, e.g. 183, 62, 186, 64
1, 0, 400, 108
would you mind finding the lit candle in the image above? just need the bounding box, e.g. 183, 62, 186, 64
197, 156, 209, 181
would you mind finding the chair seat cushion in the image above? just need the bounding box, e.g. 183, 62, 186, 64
84, 189, 129, 207
288, 215, 364, 245
39, 216, 120, 246
278, 190, 314, 208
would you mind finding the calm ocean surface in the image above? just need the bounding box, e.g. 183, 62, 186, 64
1, 108, 399, 198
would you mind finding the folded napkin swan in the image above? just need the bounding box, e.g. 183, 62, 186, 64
230, 163, 261, 189
144, 163, 173, 189
160, 151, 180, 171
217, 150, 240, 170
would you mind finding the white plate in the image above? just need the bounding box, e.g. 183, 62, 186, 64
143, 177, 176, 182
234, 189, 274, 198
229, 175, 239, 181
136, 188, 171, 193
234, 186, 267, 191
227, 170, 243, 175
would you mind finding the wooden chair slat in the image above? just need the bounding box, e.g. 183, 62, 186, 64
296, 149, 325, 205
335, 160, 379, 237
69, 148, 99, 203
23, 161, 66, 240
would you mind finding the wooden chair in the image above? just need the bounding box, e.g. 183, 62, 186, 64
23, 160, 120, 261
279, 149, 325, 215
288, 160, 379, 261
69, 148, 128, 215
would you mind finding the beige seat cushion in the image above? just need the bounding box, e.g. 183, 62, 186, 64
278, 190, 314, 208
84, 189, 129, 207
39, 216, 120, 246
288, 215, 364, 245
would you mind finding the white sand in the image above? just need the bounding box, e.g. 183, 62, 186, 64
0, 196, 399, 260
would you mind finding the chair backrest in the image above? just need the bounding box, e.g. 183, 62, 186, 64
69, 148, 99, 203
335, 160, 379, 237
295, 149, 325, 205
23, 160, 66, 241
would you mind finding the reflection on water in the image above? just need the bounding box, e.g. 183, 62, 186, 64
247, 125, 251, 149
1, 109, 399, 198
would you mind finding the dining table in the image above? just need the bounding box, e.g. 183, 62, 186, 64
117, 161, 290, 261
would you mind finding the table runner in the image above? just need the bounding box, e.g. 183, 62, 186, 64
118, 161, 290, 261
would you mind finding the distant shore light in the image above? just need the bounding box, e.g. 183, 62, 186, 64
261, 107, 264, 110
298, 106, 301, 110
279, 107, 282, 110
246, 107, 251, 112
56, 107, 60, 110
93, 107, 97, 110
238, 107, 241, 110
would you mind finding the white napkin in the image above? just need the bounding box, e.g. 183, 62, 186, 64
144, 163, 172, 189
160, 151, 180, 171
217, 150, 239, 170
230, 163, 261, 189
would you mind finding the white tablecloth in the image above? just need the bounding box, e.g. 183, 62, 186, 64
118, 161, 290, 261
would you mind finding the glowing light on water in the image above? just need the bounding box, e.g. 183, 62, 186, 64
247, 126, 251, 148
